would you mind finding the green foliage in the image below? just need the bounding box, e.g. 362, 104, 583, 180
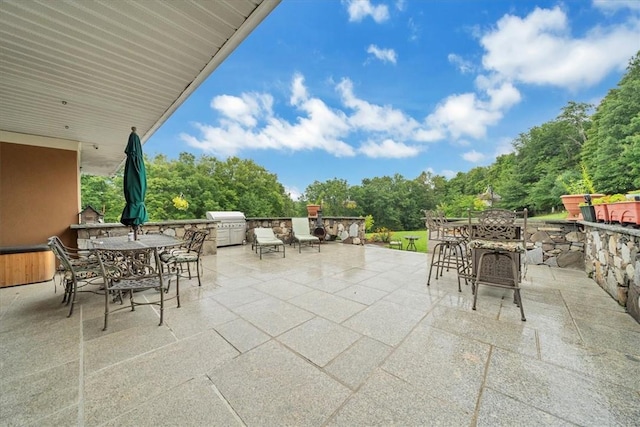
557, 163, 596, 194
438, 195, 481, 218
79, 54, 638, 225
592, 194, 627, 204
583, 51, 640, 193
371, 227, 393, 243
81, 154, 294, 221
364, 214, 375, 232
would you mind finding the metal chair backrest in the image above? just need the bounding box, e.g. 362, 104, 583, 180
291, 217, 312, 236
254, 227, 280, 241
182, 228, 197, 245
48, 236, 74, 273
187, 229, 209, 254
470, 208, 527, 242
94, 247, 161, 284
423, 210, 455, 241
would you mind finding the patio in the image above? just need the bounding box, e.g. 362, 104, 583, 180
1, 243, 639, 426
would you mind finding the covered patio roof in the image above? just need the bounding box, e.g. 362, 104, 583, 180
0, 0, 280, 176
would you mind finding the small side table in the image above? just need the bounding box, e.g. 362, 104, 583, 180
404, 236, 419, 251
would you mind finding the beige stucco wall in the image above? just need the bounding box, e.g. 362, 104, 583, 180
0, 141, 79, 248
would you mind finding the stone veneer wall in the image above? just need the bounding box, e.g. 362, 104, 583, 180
71, 220, 218, 255
525, 220, 586, 269
582, 222, 640, 322
246, 217, 366, 245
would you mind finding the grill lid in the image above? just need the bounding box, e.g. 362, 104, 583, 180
206, 211, 246, 222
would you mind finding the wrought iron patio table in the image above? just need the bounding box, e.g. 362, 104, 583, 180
90, 234, 184, 250
404, 235, 420, 251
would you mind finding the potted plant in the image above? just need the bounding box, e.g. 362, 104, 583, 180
306, 203, 321, 217
578, 195, 596, 222
558, 165, 603, 220
605, 194, 640, 225
592, 196, 610, 223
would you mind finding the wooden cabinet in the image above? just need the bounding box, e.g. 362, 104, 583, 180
0, 246, 55, 287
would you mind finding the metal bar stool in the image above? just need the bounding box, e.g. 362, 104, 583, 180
424, 210, 469, 292
468, 208, 528, 321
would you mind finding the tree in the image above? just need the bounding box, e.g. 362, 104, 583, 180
585, 52, 640, 193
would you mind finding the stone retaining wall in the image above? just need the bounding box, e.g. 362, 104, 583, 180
246, 217, 366, 245
71, 220, 219, 255
525, 221, 585, 269
582, 222, 640, 322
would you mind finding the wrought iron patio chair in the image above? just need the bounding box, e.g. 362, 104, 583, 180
159, 229, 208, 289
468, 208, 528, 321
94, 247, 176, 330
424, 210, 468, 292
291, 217, 320, 253
48, 236, 103, 317
253, 227, 285, 259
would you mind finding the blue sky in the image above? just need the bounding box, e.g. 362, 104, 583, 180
145, 0, 640, 200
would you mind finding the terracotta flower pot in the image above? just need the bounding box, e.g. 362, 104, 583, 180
594, 204, 609, 223
306, 204, 321, 217
561, 194, 604, 220
606, 201, 640, 225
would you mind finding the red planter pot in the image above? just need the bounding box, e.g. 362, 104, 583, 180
606, 201, 640, 225
561, 194, 604, 220
306, 204, 321, 218
593, 204, 609, 223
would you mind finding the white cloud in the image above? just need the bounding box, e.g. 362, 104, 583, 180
367, 45, 397, 64
359, 139, 421, 158
182, 75, 355, 158
494, 137, 515, 157
182, 73, 444, 159
336, 78, 425, 140
284, 186, 302, 201
425, 93, 502, 140
345, 0, 389, 23
211, 93, 273, 128
593, 0, 640, 11
290, 73, 308, 106
441, 169, 457, 179
448, 53, 474, 74
413, 128, 445, 142
407, 17, 420, 42
462, 150, 487, 163
485, 81, 522, 110
480, 6, 640, 89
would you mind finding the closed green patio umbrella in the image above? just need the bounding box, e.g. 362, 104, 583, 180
120, 127, 148, 238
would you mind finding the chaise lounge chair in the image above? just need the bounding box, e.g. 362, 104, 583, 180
253, 227, 285, 259
291, 217, 320, 253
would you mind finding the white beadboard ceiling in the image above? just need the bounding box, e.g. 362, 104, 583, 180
0, 0, 280, 175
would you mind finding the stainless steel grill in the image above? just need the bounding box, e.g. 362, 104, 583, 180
205, 211, 246, 247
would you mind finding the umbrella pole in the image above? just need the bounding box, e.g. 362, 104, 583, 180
133, 226, 138, 241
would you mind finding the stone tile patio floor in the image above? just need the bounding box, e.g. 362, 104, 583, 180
1, 243, 639, 426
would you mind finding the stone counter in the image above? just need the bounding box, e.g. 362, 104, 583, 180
246, 217, 366, 245
71, 220, 219, 255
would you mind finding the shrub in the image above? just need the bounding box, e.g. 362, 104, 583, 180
372, 227, 393, 243
364, 214, 375, 232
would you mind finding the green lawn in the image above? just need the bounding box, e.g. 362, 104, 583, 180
365, 211, 568, 253
530, 212, 568, 220
365, 230, 428, 253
